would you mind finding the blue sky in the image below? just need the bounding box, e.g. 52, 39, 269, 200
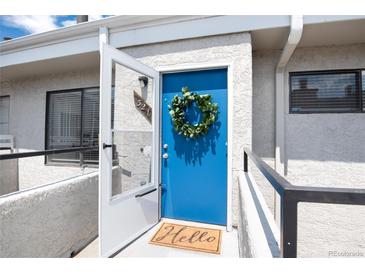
0, 15, 110, 40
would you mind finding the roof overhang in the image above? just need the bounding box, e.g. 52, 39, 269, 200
1, 15, 292, 68
252, 16, 365, 51
1, 15, 365, 80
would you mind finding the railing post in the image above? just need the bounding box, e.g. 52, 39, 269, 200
244, 150, 248, 172
80, 151, 84, 167
280, 191, 298, 258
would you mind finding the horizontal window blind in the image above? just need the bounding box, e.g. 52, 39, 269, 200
0, 96, 10, 135
47, 91, 82, 162
82, 88, 99, 162
46, 88, 100, 164
290, 70, 363, 113
361, 70, 365, 111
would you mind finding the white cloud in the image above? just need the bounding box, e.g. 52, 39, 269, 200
3, 15, 58, 34
88, 15, 104, 21
3, 15, 108, 35
60, 19, 76, 27
59, 15, 104, 28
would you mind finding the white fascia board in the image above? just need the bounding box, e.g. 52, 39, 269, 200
304, 15, 365, 24
0, 35, 99, 67
109, 15, 290, 48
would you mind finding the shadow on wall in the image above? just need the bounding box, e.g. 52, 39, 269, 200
172, 102, 221, 166
251, 50, 280, 159
286, 114, 365, 163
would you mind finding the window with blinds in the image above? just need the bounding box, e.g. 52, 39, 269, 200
82, 88, 99, 162
290, 70, 364, 113
361, 70, 365, 112
0, 96, 10, 134
46, 88, 99, 164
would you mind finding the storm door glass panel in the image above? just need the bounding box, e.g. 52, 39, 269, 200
290, 72, 360, 113
0, 96, 10, 134
111, 61, 153, 197
82, 88, 99, 163
47, 91, 82, 162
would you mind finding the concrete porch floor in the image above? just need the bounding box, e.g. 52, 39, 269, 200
75, 218, 239, 258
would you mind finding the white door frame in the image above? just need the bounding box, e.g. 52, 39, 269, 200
157, 62, 234, 232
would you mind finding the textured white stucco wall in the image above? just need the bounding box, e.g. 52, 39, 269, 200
120, 32, 253, 225
251, 50, 281, 220
17, 153, 97, 191
0, 172, 98, 257
252, 43, 365, 257
0, 157, 18, 196
0, 69, 100, 257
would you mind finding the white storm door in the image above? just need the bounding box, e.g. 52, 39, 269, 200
99, 43, 160, 257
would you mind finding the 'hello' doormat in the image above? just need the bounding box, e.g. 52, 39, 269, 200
149, 222, 222, 254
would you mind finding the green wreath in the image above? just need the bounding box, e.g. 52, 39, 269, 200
168, 87, 219, 138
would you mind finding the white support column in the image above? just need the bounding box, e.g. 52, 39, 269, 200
99, 27, 109, 48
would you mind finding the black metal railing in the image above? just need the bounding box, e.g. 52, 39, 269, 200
243, 148, 365, 258
0, 146, 98, 161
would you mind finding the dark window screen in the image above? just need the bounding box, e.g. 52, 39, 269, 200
290, 71, 362, 113
362, 71, 365, 112
0, 95, 10, 134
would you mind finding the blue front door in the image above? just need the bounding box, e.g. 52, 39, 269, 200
161, 68, 228, 225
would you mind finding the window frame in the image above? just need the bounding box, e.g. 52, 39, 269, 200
0, 95, 10, 135
45, 87, 100, 166
289, 69, 365, 114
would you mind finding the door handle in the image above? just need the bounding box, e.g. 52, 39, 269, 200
103, 143, 112, 149
135, 188, 157, 198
